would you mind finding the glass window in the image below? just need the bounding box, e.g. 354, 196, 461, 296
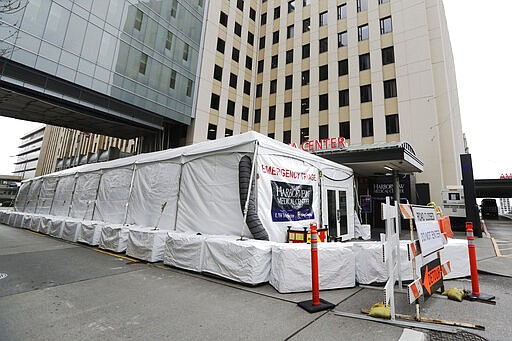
360, 85, 372, 102
134, 9, 143, 30
319, 38, 328, 53
210, 94, 220, 110
338, 31, 348, 47
319, 94, 328, 111
256, 84, 262, 97
217, 38, 225, 53
273, 31, 279, 44
244, 80, 251, 95
319, 65, 328, 81
219, 11, 228, 27
269, 105, 276, 120
229, 73, 237, 89
268, 133, 275, 139
386, 114, 400, 134
248, 31, 254, 45
359, 53, 370, 71
302, 0, 310, 6
288, 1, 295, 13
287, 25, 294, 39
261, 13, 267, 25
301, 70, 310, 85
270, 79, 277, 94
358, 24, 369, 41
183, 43, 189, 61
338, 59, 348, 76
284, 102, 292, 117
362, 118, 373, 137
246, 56, 253, 70
171, 0, 178, 17
285, 75, 293, 90
225, 128, 233, 137
237, 0, 244, 11
213, 65, 222, 81
259, 36, 266, 49
301, 98, 309, 115
303, 18, 310, 33
319, 125, 329, 139
339, 89, 349, 107
274, 6, 280, 19
232, 47, 240, 62
139, 53, 148, 74
384, 79, 397, 98
207, 123, 217, 140
286, 50, 293, 64
319, 11, 328, 26
186, 79, 193, 97
166, 31, 173, 50
234, 22, 242, 36
339, 121, 350, 139
257, 60, 264, 73
382, 46, 395, 65
227, 100, 235, 116
254, 109, 261, 123
283, 130, 291, 144
43, 3, 69, 46
379, 0, 390, 3
380, 16, 392, 34
169, 69, 177, 88
337, 4, 347, 20
302, 43, 310, 59
250, 8, 256, 21
357, 0, 368, 12
300, 128, 309, 143
271, 55, 278, 68
242, 106, 249, 121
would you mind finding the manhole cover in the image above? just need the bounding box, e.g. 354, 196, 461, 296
0, 273, 7, 280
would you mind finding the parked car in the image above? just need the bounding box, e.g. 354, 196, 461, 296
480, 198, 499, 219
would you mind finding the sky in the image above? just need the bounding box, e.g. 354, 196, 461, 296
0, 1, 511, 179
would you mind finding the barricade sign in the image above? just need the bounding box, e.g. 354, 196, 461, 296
420, 258, 443, 300
407, 278, 423, 304
411, 205, 444, 256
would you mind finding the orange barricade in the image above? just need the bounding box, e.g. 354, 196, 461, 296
438, 216, 454, 239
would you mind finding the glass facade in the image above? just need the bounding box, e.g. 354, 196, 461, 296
0, 0, 206, 124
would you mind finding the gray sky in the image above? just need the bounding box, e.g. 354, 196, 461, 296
0, 1, 511, 180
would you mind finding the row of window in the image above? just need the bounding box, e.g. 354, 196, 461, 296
209, 94, 250, 121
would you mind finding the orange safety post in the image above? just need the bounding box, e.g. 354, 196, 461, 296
465, 222, 495, 302
298, 223, 335, 313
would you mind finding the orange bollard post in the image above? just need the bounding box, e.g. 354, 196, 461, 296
298, 223, 335, 313
465, 222, 495, 302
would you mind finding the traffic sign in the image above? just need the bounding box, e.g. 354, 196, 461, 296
421, 258, 443, 300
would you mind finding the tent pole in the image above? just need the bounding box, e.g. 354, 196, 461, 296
91, 171, 103, 221
173, 159, 184, 231
66, 175, 78, 218
123, 164, 137, 225
240, 142, 259, 239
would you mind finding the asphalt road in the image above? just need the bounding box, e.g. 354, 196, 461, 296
1, 219, 511, 340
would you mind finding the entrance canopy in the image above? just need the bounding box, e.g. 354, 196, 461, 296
314, 141, 424, 176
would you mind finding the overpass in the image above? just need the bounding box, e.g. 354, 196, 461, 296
474, 179, 512, 198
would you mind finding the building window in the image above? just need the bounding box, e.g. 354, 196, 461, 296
272, 31, 280, 44
337, 4, 347, 20
207, 123, 217, 140
183, 44, 189, 61
139, 53, 148, 74
261, 13, 267, 25
237, 0, 244, 11
134, 9, 143, 30
302, 43, 310, 59
338, 31, 348, 47
339, 89, 349, 107
319, 125, 329, 139
169, 69, 177, 88
319, 11, 328, 26
302, 0, 310, 6
288, 1, 295, 13
319, 38, 328, 53
284, 102, 292, 117
274, 6, 280, 19
357, 0, 368, 12
186, 79, 193, 97
319, 94, 328, 111
379, 0, 390, 4
232, 47, 240, 62
268, 133, 275, 139
286, 50, 293, 64
269, 105, 276, 120
219, 11, 228, 27
256, 84, 262, 97
287, 25, 294, 39
247, 31, 254, 45
303, 18, 310, 33
171, 0, 178, 17
166, 31, 173, 50
301, 98, 309, 114
384, 79, 397, 98
245, 56, 253, 70
271, 55, 278, 69
242, 106, 249, 121
259, 36, 266, 49
217, 38, 225, 53
380, 16, 392, 34
338, 59, 348, 76
257, 60, 264, 73
254, 109, 261, 123
358, 24, 369, 41
270, 79, 277, 94
300, 128, 309, 143
339, 121, 350, 139
283, 130, 291, 144
229, 73, 237, 89
360, 84, 372, 103
386, 114, 399, 134
359, 53, 370, 71
244, 80, 251, 95
361, 118, 373, 137
225, 128, 233, 137
250, 8, 256, 21
234, 22, 242, 37
210, 94, 220, 110
301, 70, 310, 85
227, 100, 235, 116
319, 65, 328, 81
382, 46, 395, 65
213, 65, 222, 81
285, 75, 293, 90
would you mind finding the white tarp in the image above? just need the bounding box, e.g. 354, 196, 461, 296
99, 224, 130, 252
269, 243, 355, 293
38, 216, 52, 234
126, 162, 180, 229
201, 237, 274, 285
61, 219, 81, 242
163, 232, 210, 272
14, 182, 31, 212
126, 227, 169, 262
0, 211, 8, 224
13, 212, 24, 228
49, 217, 65, 238
69, 172, 101, 220
36, 177, 59, 215
77, 221, 105, 246
29, 215, 42, 232
50, 175, 76, 217
24, 179, 42, 213
21, 214, 33, 229
94, 168, 134, 224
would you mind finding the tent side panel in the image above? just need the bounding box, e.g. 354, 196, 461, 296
24, 179, 43, 213
94, 168, 133, 224
36, 178, 59, 215
50, 175, 77, 217
14, 182, 31, 212
69, 173, 101, 220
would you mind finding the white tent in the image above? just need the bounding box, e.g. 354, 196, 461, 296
14, 131, 355, 243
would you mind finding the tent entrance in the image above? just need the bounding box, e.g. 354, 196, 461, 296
324, 187, 349, 241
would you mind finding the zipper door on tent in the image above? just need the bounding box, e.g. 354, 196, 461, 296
324, 187, 349, 241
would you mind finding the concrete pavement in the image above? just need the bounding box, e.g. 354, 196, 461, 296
1, 217, 511, 340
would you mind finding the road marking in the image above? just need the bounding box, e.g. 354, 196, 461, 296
94, 249, 140, 263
